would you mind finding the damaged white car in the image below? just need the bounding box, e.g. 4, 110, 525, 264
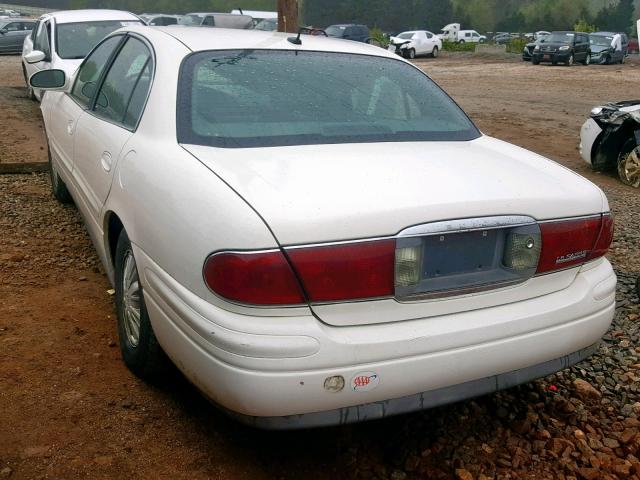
580, 101, 640, 187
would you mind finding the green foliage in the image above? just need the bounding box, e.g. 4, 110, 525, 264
574, 18, 598, 32
506, 37, 528, 53
369, 27, 389, 47
442, 40, 476, 52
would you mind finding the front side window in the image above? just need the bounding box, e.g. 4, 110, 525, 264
178, 50, 479, 148
93, 37, 152, 128
56, 20, 142, 60
30, 20, 40, 41
70, 35, 123, 108
34, 20, 50, 57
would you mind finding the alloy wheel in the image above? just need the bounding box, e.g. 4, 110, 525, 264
618, 147, 640, 188
121, 249, 142, 347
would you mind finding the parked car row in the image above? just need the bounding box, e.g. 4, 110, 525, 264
524, 30, 630, 66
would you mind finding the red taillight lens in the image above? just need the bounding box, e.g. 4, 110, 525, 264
537, 214, 613, 274
589, 213, 614, 260
286, 240, 396, 302
203, 251, 305, 305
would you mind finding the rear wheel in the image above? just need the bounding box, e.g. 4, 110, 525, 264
431, 46, 439, 58
617, 139, 640, 188
566, 53, 574, 66
115, 230, 166, 379
582, 52, 591, 65
620, 55, 625, 64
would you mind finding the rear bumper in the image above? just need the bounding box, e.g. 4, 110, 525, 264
138, 248, 616, 428
231, 342, 599, 429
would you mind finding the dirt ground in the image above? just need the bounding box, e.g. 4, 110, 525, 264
1, 53, 639, 480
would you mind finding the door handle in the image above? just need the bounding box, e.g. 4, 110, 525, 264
100, 152, 112, 172
66, 120, 74, 135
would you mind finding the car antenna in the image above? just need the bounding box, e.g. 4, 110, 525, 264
288, 27, 304, 45
287, 27, 328, 45
237, 8, 243, 14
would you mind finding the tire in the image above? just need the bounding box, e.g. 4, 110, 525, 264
566, 53, 574, 66
22, 64, 36, 101
617, 138, 640, 188
47, 141, 73, 204
407, 48, 416, 59
115, 230, 166, 379
459, 39, 465, 44
431, 46, 439, 58
620, 55, 625, 64
532, 58, 540, 65
582, 52, 590, 65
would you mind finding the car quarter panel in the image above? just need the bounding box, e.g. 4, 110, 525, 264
101, 29, 282, 303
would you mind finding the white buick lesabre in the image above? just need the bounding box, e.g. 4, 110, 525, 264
31, 25, 616, 429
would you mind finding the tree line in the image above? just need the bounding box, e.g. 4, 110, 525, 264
11, 0, 640, 34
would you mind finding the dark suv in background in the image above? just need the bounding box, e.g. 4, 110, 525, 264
532, 31, 591, 66
325, 24, 370, 43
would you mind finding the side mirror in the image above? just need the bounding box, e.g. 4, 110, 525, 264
24, 50, 46, 64
29, 69, 66, 90
0, 29, 6, 35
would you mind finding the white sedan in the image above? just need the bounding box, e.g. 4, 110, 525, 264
31, 26, 616, 429
389, 30, 442, 59
22, 9, 143, 100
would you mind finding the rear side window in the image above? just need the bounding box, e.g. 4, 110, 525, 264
71, 36, 123, 109
93, 37, 152, 129
178, 50, 479, 148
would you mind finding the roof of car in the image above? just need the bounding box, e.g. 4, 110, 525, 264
593, 31, 625, 37
39, 9, 141, 24
146, 26, 394, 58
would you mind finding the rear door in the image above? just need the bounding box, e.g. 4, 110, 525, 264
72, 35, 153, 223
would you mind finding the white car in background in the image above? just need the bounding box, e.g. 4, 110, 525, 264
388, 30, 442, 59
22, 9, 143, 100
31, 26, 615, 429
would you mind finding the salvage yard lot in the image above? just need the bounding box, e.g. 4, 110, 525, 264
1, 53, 639, 479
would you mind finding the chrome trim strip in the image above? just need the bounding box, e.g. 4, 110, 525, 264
397, 215, 536, 238
396, 279, 525, 302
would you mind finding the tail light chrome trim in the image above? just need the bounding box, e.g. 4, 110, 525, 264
203, 214, 613, 307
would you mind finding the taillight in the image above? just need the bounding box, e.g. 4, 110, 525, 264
588, 213, 614, 260
203, 251, 305, 305
286, 240, 396, 302
536, 214, 613, 274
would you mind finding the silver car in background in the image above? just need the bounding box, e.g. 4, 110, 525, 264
0, 19, 35, 54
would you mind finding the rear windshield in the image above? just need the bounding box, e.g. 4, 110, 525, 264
177, 50, 480, 148
56, 20, 142, 59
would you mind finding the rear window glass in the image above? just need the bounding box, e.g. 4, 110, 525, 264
177, 50, 480, 149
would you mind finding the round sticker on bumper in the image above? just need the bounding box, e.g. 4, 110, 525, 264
351, 372, 379, 392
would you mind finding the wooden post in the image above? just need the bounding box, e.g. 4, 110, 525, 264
277, 0, 299, 33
